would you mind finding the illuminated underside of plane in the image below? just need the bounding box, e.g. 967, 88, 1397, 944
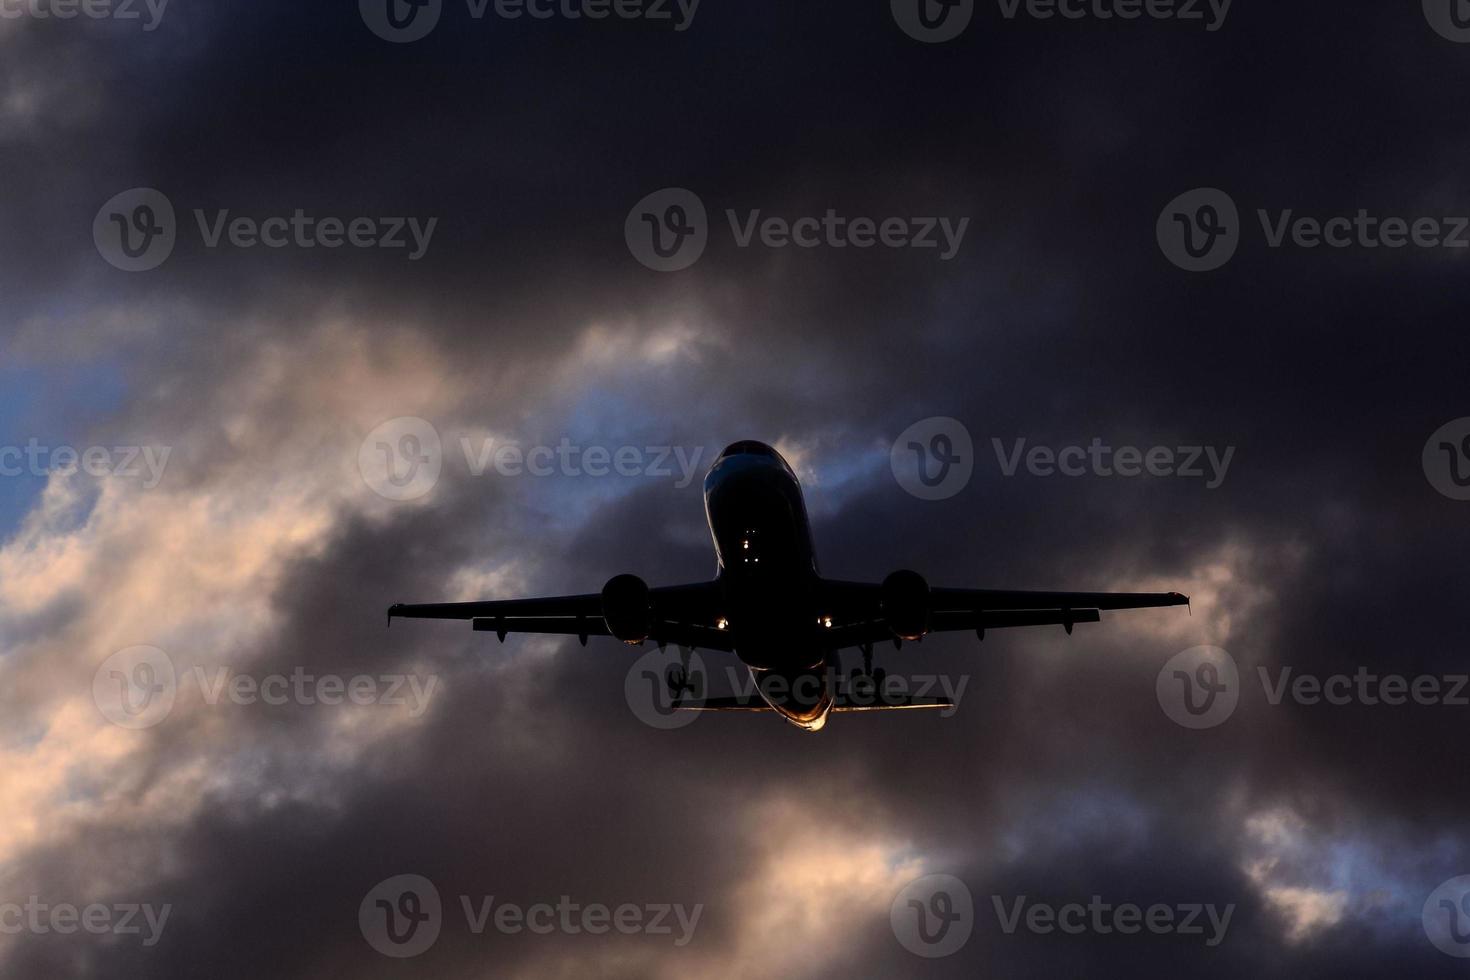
389, 441, 1189, 731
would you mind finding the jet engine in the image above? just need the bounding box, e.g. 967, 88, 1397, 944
881, 569, 931, 641
601, 573, 652, 644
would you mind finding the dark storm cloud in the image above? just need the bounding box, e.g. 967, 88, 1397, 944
4, 0, 1470, 977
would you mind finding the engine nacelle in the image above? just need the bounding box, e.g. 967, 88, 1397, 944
881, 569, 931, 641
601, 574, 652, 645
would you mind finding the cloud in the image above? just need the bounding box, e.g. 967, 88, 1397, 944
2, 3, 1468, 977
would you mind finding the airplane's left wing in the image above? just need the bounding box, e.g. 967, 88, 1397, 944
819, 578, 1188, 649
387, 581, 735, 652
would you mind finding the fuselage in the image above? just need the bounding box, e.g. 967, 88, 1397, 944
703, 441, 836, 730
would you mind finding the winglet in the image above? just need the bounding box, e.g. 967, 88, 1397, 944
387, 604, 401, 629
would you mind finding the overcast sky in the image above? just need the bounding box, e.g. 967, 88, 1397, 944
3, 1, 1470, 976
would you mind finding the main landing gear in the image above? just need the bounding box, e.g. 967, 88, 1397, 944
665, 645, 697, 698
849, 642, 887, 689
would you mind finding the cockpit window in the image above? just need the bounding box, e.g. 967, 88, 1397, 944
719, 440, 780, 459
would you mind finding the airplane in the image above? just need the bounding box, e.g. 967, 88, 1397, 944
388, 440, 1189, 732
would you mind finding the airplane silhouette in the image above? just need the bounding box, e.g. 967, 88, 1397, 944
389, 440, 1189, 731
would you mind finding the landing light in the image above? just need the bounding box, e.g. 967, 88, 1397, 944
819, 616, 833, 628
717, 617, 729, 630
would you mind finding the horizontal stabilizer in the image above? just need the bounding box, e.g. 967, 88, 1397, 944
674, 694, 953, 712
831, 696, 952, 712
672, 697, 774, 712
